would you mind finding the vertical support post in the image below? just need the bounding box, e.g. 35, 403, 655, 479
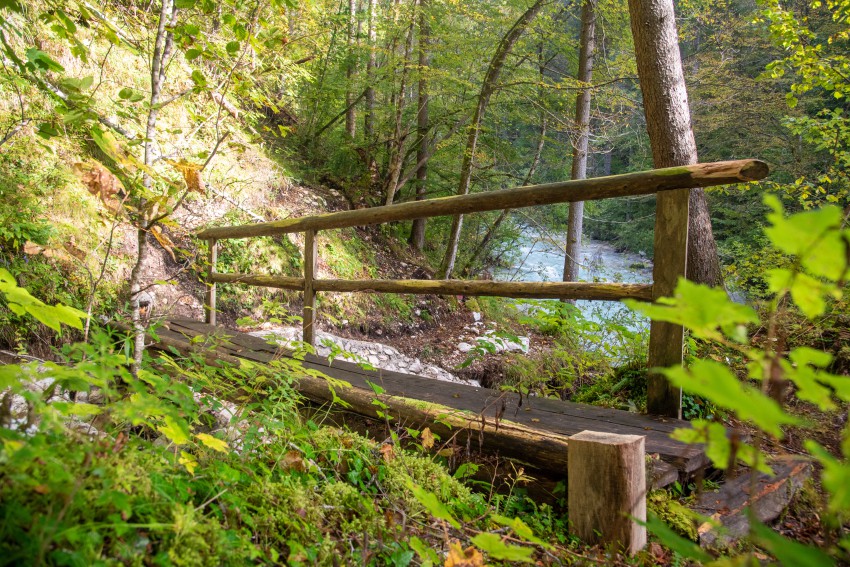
647, 189, 688, 418
568, 430, 647, 555
303, 229, 318, 346
205, 239, 218, 325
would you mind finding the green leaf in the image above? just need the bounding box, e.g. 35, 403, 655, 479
490, 515, 552, 549
625, 279, 758, 341
0, 364, 22, 390
158, 415, 190, 445
663, 360, 801, 437
638, 512, 712, 563
25, 48, 64, 72
407, 483, 460, 529
196, 432, 229, 453
750, 521, 834, 567
470, 533, 534, 563
226, 41, 240, 55
185, 48, 203, 61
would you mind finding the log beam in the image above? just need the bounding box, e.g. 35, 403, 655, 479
196, 160, 768, 240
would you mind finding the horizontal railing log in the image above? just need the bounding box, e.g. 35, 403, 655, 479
197, 159, 768, 240
316, 279, 653, 301
209, 273, 652, 300
210, 273, 305, 291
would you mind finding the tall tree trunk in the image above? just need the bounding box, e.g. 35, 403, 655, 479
629, 0, 721, 418
130, 0, 175, 375
384, 4, 417, 206
438, 0, 546, 279
409, 0, 430, 252
364, 0, 377, 157
563, 0, 597, 285
345, 0, 357, 139
628, 1, 722, 287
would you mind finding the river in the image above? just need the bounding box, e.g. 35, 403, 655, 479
493, 227, 652, 337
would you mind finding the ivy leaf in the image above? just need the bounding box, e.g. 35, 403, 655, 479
625, 278, 758, 341
470, 533, 534, 563
663, 360, 801, 437
196, 432, 228, 453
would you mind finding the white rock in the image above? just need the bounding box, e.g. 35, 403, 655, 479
457, 342, 474, 353
472, 312, 482, 322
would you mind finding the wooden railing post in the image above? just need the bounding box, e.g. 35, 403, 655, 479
303, 230, 318, 346
568, 430, 647, 555
647, 190, 688, 418
205, 239, 218, 326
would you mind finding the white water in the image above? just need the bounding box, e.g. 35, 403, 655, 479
493, 228, 652, 334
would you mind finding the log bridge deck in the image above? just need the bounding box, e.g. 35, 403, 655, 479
153, 318, 708, 488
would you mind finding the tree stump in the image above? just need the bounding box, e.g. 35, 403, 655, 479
568, 430, 647, 555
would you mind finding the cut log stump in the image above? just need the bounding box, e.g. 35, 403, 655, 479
568, 430, 647, 555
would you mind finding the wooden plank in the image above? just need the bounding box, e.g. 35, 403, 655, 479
303, 230, 318, 346
647, 188, 689, 418
196, 160, 768, 240
156, 319, 707, 473
205, 239, 217, 325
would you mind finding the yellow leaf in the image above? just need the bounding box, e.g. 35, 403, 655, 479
179, 451, 198, 475
421, 427, 435, 450
169, 160, 206, 195
444, 541, 484, 567
150, 225, 177, 262
196, 433, 229, 453
158, 415, 190, 445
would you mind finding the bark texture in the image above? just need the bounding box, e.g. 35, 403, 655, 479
409, 0, 430, 252
563, 0, 597, 285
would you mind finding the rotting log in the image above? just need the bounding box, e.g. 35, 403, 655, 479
196, 160, 768, 240
568, 430, 647, 555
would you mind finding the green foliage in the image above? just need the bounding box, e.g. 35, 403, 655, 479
630, 195, 850, 562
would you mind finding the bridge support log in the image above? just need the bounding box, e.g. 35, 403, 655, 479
568, 430, 646, 555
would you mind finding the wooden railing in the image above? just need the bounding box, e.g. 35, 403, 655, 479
196, 159, 769, 417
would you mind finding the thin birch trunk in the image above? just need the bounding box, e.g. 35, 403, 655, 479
563, 0, 597, 286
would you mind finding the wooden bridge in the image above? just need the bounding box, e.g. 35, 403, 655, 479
154, 159, 768, 486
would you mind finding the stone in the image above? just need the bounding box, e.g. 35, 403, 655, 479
457, 342, 473, 353
472, 311, 482, 322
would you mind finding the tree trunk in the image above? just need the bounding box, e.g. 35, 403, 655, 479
628, 0, 722, 287
563, 0, 597, 286
629, 0, 710, 418
345, 0, 357, 139
438, 0, 546, 279
364, 0, 377, 155
130, 0, 175, 375
384, 5, 417, 206
409, 0, 430, 252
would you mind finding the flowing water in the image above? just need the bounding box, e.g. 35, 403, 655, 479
493, 227, 652, 335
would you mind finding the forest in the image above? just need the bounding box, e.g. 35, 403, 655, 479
0, 0, 848, 564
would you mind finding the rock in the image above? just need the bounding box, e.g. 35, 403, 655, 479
472, 311, 482, 322
457, 342, 474, 353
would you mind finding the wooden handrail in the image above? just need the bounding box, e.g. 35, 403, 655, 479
198, 158, 769, 419
197, 159, 768, 240
209, 272, 653, 301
